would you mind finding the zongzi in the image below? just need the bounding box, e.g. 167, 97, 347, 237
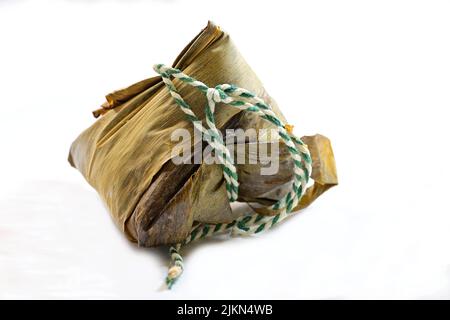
68, 21, 338, 288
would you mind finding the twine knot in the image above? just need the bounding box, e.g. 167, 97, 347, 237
207, 87, 223, 103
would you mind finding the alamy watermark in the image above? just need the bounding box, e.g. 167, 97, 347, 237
170, 122, 281, 175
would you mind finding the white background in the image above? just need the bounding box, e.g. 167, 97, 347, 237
1, 0, 449, 299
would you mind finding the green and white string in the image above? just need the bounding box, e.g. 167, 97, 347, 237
153, 64, 312, 289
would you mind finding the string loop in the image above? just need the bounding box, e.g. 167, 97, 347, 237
153, 64, 312, 289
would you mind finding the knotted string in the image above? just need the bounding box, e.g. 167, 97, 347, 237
153, 64, 312, 289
